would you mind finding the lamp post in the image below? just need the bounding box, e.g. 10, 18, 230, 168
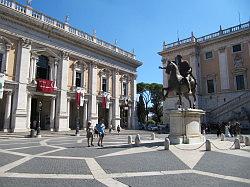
75, 106, 80, 136
37, 101, 42, 138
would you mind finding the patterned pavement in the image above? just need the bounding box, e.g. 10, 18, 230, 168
0, 132, 249, 187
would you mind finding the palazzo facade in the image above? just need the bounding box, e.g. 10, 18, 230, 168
159, 22, 250, 127
0, 1, 142, 132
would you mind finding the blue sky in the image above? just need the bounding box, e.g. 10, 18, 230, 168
19, 0, 250, 84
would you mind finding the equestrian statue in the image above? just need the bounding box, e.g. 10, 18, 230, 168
159, 55, 197, 108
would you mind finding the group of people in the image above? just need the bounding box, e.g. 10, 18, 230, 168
86, 119, 121, 147
215, 121, 241, 138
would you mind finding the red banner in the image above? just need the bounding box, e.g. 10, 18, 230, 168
102, 96, 106, 109
75, 91, 81, 107
37, 79, 55, 93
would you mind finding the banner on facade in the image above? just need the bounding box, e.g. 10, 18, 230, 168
76, 91, 81, 108
102, 92, 111, 109
37, 79, 55, 93
76, 88, 84, 107
0, 73, 5, 99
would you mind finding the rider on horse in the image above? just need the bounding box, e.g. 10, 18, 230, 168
174, 55, 194, 94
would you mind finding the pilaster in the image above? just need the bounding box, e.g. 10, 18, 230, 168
131, 75, 137, 129
3, 91, 12, 132
112, 70, 120, 129
55, 51, 70, 131
50, 97, 56, 131
11, 38, 31, 132
218, 46, 229, 90
88, 63, 98, 125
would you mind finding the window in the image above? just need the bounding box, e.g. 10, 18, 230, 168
102, 77, 107, 92
36, 55, 50, 79
75, 72, 82, 87
207, 79, 214, 93
205, 51, 213, 59
122, 82, 127, 96
0, 53, 3, 72
232, 44, 241, 53
236, 75, 245, 90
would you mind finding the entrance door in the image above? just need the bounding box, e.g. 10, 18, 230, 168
98, 103, 109, 128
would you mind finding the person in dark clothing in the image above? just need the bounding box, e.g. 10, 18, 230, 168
175, 55, 195, 93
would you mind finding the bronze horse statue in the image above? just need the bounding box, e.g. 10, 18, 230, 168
159, 61, 197, 108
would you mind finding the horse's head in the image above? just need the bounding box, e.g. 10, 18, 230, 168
165, 61, 177, 75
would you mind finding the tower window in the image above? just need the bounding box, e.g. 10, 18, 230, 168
232, 44, 241, 53
207, 79, 214, 93
236, 75, 245, 90
75, 72, 82, 87
102, 77, 107, 92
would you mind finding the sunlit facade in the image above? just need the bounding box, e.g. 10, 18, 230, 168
159, 22, 250, 127
0, 1, 142, 132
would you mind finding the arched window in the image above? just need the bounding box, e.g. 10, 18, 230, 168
36, 55, 50, 80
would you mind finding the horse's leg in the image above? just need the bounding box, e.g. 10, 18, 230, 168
178, 94, 182, 108
162, 88, 169, 99
184, 93, 191, 108
192, 91, 196, 109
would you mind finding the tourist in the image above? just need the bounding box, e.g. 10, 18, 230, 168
117, 125, 121, 135
97, 119, 105, 147
86, 121, 94, 147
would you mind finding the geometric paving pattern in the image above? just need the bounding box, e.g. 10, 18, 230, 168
0, 133, 249, 187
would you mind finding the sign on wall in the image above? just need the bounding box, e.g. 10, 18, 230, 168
0, 73, 5, 99
37, 79, 55, 93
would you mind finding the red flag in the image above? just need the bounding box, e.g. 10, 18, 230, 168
102, 96, 106, 109
75, 92, 81, 107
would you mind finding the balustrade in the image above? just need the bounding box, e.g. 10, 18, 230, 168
0, 0, 135, 59
164, 21, 250, 50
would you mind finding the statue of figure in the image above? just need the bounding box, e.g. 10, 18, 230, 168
175, 55, 195, 94
159, 55, 197, 108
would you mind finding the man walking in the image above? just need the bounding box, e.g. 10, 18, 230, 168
86, 121, 94, 147
97, 119, 105, 147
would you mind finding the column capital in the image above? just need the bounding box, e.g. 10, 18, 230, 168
61, 51, 70, 60
20, 38, 32, 49
6, 44, 11, 51
218, 46, 226, 53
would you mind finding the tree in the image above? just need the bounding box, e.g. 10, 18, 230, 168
137, 94, 146, 124
137, 82, 151, 121
137, 82, 163, 124
149, 83, 163, 124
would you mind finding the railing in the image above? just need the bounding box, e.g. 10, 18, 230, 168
208, 91, 250, 121
0, 0, 135, 59
163, 21, 250, 50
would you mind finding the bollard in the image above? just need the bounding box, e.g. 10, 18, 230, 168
221, 133, 225, 141
151, 133, 155, 140
135, 134, 141, 146
206, 139, 211, 151
164, 137, 170, 150
245, 137, 250, 146
234, 138, 240, 149
30, 129, 35, 138
239, 135, 244, 143
128, 135, 132, 144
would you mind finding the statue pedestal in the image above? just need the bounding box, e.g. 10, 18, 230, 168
168, 109, 205, 144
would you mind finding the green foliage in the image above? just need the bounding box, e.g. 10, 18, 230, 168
137, 94, 146, 123
146, 119, 156, 125
137, 82, 163, 124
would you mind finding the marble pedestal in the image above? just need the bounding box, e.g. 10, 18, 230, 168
168, 108, 205, 144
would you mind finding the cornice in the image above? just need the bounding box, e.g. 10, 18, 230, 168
0, 4, 142, 68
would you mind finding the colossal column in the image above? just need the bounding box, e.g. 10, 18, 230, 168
88, 63, 98, 125
112, 70, 120, 129
218, 47, 229, 90
11, 38, 31, 132
3, 91, 12, 132
55, 51, 70, 131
